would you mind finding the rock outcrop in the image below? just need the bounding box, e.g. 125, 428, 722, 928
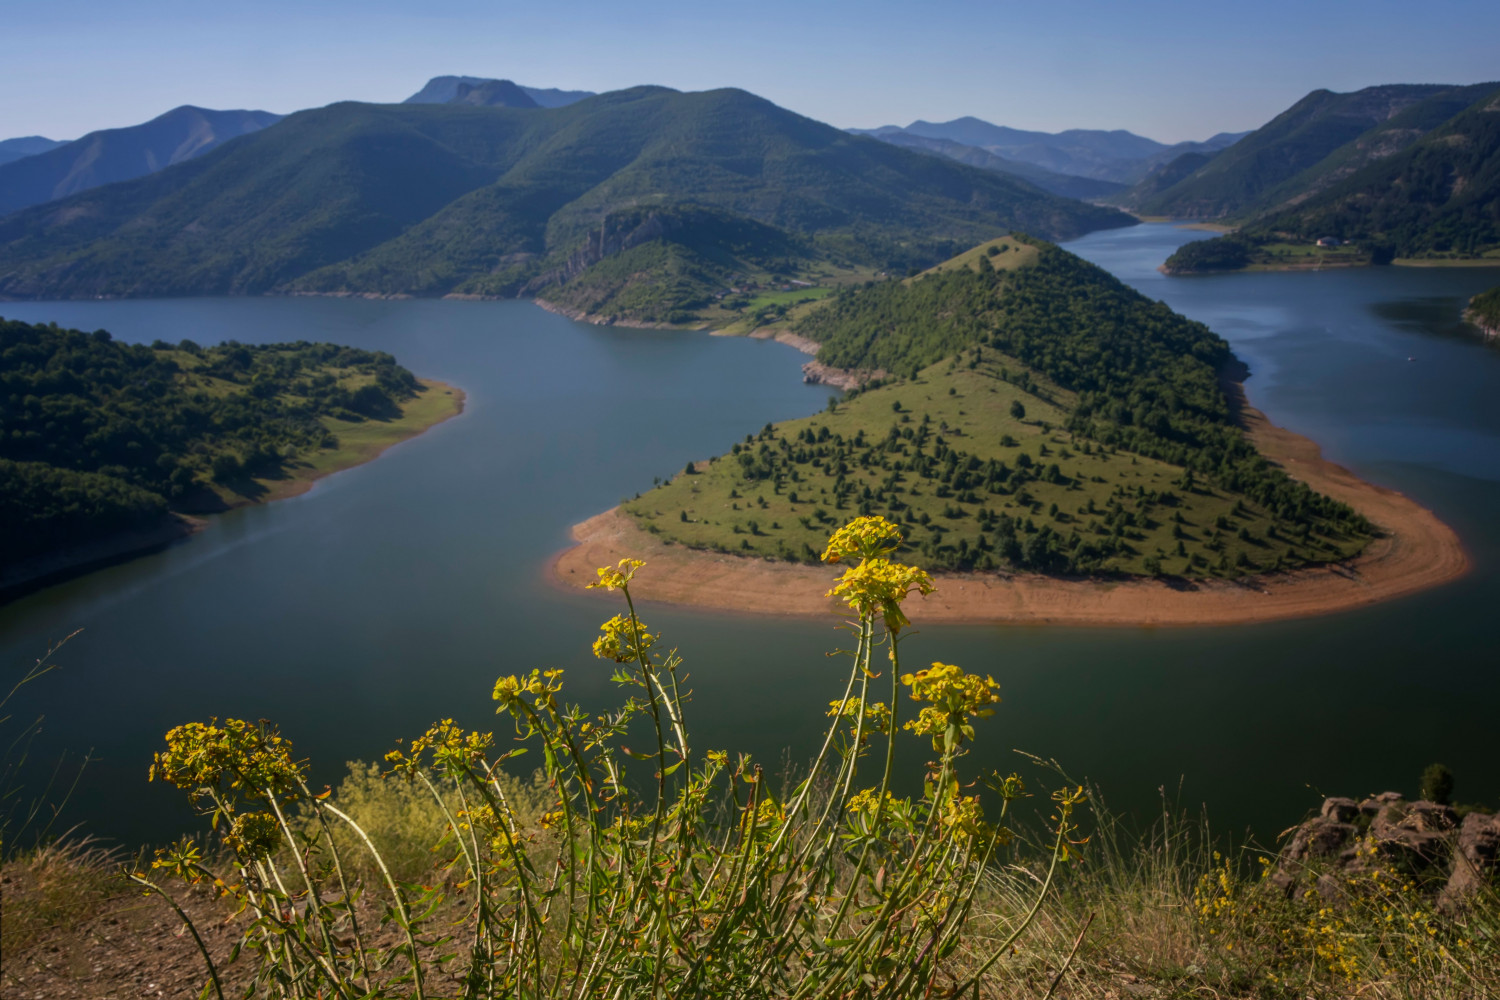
800, 361, 886, 391
1274, 793, 1498, 911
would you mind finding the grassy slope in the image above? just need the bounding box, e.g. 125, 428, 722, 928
624, 355, 1361, 578
256, 379, 462, 502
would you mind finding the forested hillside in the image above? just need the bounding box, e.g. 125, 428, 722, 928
0, 88, 1130, 323
1131, 84, 1484, 219
0, 318, 424, 567
1166, 85, 1500, 271
625, 239, 1371, 577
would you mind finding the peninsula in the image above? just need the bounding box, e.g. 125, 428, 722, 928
0, 318, 463, 597
554, 237, 1467, 625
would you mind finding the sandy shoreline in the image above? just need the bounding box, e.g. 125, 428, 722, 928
550, 403, 1469, 627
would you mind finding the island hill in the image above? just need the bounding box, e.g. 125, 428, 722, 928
1145, 81, 1500, 275
0, 318, 463, 597
556, 237, 1467, 625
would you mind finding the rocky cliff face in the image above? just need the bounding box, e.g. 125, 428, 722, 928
1275, 793, 1499, 912
522, 213, 672, 295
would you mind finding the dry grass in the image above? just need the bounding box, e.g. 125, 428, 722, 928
0, 835, 123, 956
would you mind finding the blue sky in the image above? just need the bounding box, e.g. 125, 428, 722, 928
4, 0, 1498, 143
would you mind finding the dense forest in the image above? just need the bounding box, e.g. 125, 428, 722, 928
0, 318, 420, 566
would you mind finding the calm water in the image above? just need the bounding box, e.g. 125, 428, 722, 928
3, 223, 1498, 846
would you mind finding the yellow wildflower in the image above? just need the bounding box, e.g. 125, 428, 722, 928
827, 558, 935, 632
939, 790, 991, 839
592, 614, 657, 662
388, 719, 495, 774
151, 718, 305, 797
223, 811, 281, 859
847, 787, 904, 816
492, 669, 564, 714
901, 662, 999, 750
827, 698, 892, 735
821, 515, 904, 563
587, 558, 646, 591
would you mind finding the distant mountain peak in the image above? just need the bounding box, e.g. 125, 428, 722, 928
0, 135, 67, 167
0, 106, 282, 216
404, 76, 594, 109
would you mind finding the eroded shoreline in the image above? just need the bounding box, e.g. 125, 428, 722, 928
551, 403, 1468, 627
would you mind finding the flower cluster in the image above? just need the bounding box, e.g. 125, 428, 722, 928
939, 791, 993, 841
223, 810, 282, 860
847, 787, 905, 817
492, 669, 564, 714
828, 559, 935, 632
821, 515, 904, 564
592, 614, 657, 663
827, 697, 892, 735
586, 558, 646, 591
150, 718, 305, 798
386, 718, 495, 775
901, 662, 1000, 751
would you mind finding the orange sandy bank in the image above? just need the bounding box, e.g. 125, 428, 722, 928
551, 406, 1468, 627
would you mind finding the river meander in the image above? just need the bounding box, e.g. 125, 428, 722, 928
3, 223, 1498, 845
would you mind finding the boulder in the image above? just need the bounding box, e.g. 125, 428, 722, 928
1277, 794, 1497, 910
1439, 811, 1500, 912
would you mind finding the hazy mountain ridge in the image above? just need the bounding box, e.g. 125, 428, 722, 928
0, 106, 282, 217
0, 136, 67, 167
0, 87, 1131, 319
853, 118, 1246, 185
861, 132, 1127, 201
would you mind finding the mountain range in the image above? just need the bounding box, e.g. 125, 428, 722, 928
1129, 83, 1498, 220
0, 106, 282, 216
0, 86, 1130, 321
852, 119, 1248, 186
1160, 82, 1500, 271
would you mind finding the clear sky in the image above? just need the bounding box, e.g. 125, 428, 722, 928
4, 0, 1498, 144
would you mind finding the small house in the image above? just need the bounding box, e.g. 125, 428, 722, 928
1316, 237, 1342, 248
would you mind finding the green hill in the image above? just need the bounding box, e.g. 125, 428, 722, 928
624, 238, 1371, 577
1167, 85, 1500, 272
0, 317, 451, 572
0, 87, 1130, 323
